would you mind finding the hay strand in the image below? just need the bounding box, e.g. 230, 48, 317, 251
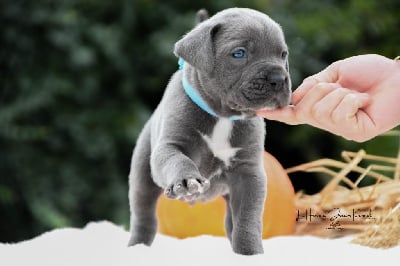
291, 130, 400, 248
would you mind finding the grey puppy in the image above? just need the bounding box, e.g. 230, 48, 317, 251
128, 8, 291, 255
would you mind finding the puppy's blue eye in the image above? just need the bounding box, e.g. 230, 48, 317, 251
232, 49, 246, 59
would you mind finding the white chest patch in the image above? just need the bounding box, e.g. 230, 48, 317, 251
201, 118, 241, 167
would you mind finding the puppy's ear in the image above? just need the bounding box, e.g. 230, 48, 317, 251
174, 21, 221, 74
195, 9, 209, 25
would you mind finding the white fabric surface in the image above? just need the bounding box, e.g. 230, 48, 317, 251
1, 221, 399, 266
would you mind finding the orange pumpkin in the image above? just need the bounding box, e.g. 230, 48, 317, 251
156, 151, 296, 238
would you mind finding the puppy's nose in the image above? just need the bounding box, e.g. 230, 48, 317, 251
267, 71, 287, 89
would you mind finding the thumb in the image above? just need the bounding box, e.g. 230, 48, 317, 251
256, 106, 301, 125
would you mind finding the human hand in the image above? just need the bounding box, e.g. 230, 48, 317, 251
257, 54, 400, 142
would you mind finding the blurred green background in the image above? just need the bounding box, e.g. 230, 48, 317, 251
1, 0, 399, 242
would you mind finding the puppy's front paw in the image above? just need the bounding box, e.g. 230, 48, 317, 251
165, 177, 210, 202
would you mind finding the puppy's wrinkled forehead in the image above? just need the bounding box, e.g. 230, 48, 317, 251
212, 9, 286, 54
173, 8, 287, 75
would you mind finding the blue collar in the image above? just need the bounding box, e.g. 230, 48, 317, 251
178, 58, 240, 121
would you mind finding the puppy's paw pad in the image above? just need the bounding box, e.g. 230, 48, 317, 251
164, 177, 210, 200
196, 178, 210, 192
164, 185, 176, 199
186, 179, 200, 194
173, 180, 186, 194
186, 177, 210, 194
165, 180, 188, 198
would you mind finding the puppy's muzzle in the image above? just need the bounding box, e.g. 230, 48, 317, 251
240, 65, 291, 109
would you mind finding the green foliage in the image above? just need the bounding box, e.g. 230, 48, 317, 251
0, 0, 398, 241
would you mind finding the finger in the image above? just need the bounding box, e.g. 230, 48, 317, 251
331, 93, 370, 124
292, 62, 341, 105
258, 83, 340, 125
349, 109, 376, 142
294, 83, 338, 120
293, 81, 341, 107
292, 76, 320, 105
320, 93, 370, 141
256, 106, 301, 125
311, 88, 356, 123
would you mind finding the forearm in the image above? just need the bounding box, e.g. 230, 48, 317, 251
151, 142, 200, 187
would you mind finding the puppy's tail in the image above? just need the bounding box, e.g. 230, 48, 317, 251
195, 9, 209, 25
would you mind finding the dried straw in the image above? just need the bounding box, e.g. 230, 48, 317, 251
290, 130, 400, 248
352, 202, 400, 248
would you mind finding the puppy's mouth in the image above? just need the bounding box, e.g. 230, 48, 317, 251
226, 82, 291, 116
227, 95, 289, 116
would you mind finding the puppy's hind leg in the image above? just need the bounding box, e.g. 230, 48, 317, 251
128, 124, 162, 246
223, 195, 233, 242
